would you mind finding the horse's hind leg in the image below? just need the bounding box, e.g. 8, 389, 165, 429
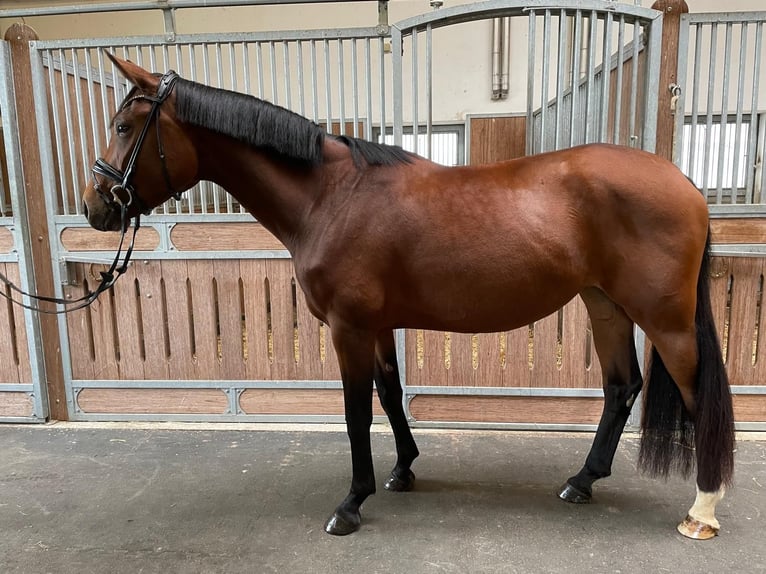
559, 288, 643, 503
374, 330, 419, 492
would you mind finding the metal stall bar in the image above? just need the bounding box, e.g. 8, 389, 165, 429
0, 42, 48, 422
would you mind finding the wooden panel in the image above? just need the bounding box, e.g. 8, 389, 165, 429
77, 388, 228, 414
240, 259, 272, 380
0, 227, 14, 253
733, 395, 766, 422
186, 259, 220, 380
240, 388, 385, 416
170, 222, 285, 251
409, 395, 603, 424
135, 260, 171, 380
265, 259, 299, 380
60, 227, 160, 251
0, 263, 26, 383
160, 259, 197, 380
0, 263, 22, 383
406, 299, 601, 391
710, 219, 766, 245
213, 259, 247, 379
0, 391, 33, 417
469, 116, 526, 165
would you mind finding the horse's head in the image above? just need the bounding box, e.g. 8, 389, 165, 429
82, 54, 199, 231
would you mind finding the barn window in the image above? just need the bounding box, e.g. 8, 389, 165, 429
376, 124, 465, 167
679, 114, 763, 204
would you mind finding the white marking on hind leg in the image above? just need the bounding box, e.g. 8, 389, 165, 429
688, 485, 725, 530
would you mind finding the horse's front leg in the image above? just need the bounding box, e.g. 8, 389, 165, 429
324, 324, 377, 536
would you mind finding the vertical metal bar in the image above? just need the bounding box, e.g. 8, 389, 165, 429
716, 23, 732, 204
282, 41, 291, 109
599, 11, 613, 143
380, 36, 388, 142
411, 30, 419, 154
702, 23, 718, 198
745, 22, 763, 201
243, 42, 251, 95
202, 44, 216, 214
187, 43, 199, 214
324, 39, 332, 134
84, 49, 100, 177
554, 9, 566, 149
310, 40, 319, 123
582, 11, 596, 145
540, 10, 552, 152
71, 49, 89, 214
256, 42, 264, 99
613, 15, 625, 145
365, 38, 373, 141
526, 9, 537, 154
269, 41, 278, 103
215, 42, 225, 90
296, 40, 305, 117
47, 50, 68, 215
641, 15, 662, 153
626, 19, 640, 148
688, 23, 703, 179
338, 39, 346, 136
392, 28, 402, 146
351, 39, 359, 138
96, 49, 110, 145
569, 10, 581, 147
731, 24, 748, 202
673, 16, 691, 167
426, 24, 433, 160
60, 49, 80, 215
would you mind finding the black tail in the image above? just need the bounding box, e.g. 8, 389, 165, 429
638, 230, 735, 490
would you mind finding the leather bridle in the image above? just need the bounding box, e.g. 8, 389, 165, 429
0, 70, 181, 314
92, 69, 181, 213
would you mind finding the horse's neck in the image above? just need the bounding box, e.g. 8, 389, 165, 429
193, 130, 320, 251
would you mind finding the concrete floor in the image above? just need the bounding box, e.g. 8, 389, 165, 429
0, 424, 764, 574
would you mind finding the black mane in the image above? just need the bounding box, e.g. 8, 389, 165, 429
172, 78, 414, 168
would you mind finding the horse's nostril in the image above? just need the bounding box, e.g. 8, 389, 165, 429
82, 201, 89, 219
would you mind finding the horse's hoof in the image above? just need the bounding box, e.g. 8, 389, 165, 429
324, 509, 361, 536
385, 469, 415, 492
557, 481, 592, 504
677, 515, 719, 540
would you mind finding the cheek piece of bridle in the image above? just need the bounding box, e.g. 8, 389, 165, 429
0, 70, 180, 314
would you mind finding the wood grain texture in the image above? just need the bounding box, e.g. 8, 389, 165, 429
0, 264, 23, 383
170, 223, 284, 251
469, 116, 527, 165
60, 227, 160, 251
0, 392, 33, 417
0, 227, 14, 253
710, 220, 766, 244
7, 24, 67, 419
409, 395, 604, 424
732, 395, 766, 422
77, 388, 228, 414
240, 388, 385, 416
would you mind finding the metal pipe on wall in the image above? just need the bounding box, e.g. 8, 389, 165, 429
491, 16, 510, 100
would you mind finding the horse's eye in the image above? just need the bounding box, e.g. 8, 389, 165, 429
116, 123, 129, 135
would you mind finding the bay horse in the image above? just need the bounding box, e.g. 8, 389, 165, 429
82, 55, 735, 540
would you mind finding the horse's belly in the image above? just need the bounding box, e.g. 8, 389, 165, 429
393, 272, 581, 333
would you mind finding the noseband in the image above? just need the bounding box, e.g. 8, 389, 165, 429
91, 69, 182, 213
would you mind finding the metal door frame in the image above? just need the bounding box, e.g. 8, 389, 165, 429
0, 41, 49, 422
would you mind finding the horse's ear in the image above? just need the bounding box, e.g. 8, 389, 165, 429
105, 52, 158, 93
